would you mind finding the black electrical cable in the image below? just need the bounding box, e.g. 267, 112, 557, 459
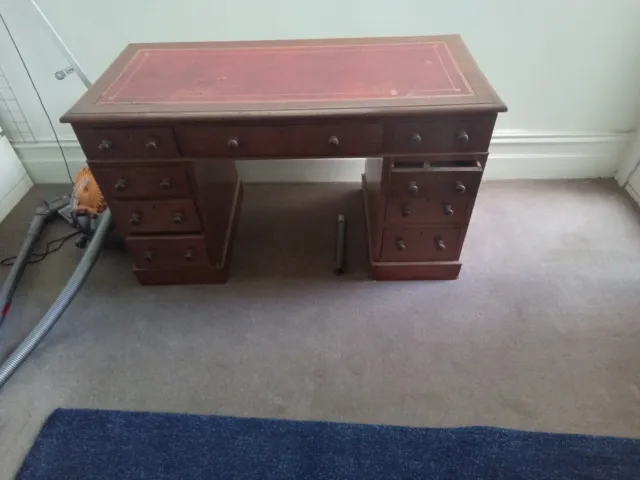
0, 231, 81, 267
0, 13, 75, 185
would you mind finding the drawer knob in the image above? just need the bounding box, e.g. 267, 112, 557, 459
410, 132, 422, 145
184, 249, 194, 261
408, 181, 419, 194
457, 130, 469, 146
98, 139, 113, 152
396, 238, 407, 251
443, 204, 454, 216
401, 205, 411, 217
227, 137, 240, 149
145, 138, 158, 150
435, 238, 446, 251
328, 135, 340, 146
159, 178, 172, 190
114, 178, 127, 192
142, 250, 154, 262
172, 212, 185, 224
455, 181, 466, 194
129, 212, 141, 226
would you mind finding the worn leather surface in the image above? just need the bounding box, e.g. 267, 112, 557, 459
99, 41, 473, 105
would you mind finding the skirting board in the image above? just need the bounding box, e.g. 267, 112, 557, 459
626, 184, 640, 205
12, 130, 635, 184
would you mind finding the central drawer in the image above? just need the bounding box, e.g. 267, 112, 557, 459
175, 124, 383, 158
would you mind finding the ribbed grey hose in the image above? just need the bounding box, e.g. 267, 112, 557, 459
0, 210, 113, 390
0, 214, 46, 327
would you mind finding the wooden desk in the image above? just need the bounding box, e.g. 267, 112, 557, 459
61, 35, 506, 284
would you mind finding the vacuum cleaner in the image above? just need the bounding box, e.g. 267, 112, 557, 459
0, 1, 351, 390
0, 2, 113, 390
0, 175, 113, 389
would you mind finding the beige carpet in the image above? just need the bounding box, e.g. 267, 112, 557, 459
1, 180, 640, 478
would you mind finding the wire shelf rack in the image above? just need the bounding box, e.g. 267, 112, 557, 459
0, 63, 36, 142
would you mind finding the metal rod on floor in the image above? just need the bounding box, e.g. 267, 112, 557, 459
334, 214, 347, 275
0, 210, 113, 390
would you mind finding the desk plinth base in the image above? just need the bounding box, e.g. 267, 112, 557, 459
361, 174, 461, 281
368, 260, 461, 281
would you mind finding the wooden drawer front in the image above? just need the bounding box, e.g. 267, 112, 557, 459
110, 199, 202, 234
388, 172, 431, 198
385, 198, 431, 224
91, 166, 192, 199
385, 197, 471, 225
388, 169, 482, 199
289, 124, 383, 156
388, 115, 495, 154
429, 170, 483, 199
75, 128, 131, 160
129, 128, 179, 158
176, 124, 383, 158
76, 127, 178, 160
381, 227, 461, 262
127, 235, 210, 269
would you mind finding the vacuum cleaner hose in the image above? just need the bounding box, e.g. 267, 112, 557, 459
0, 214, 47, 325
0, 210, 112, 390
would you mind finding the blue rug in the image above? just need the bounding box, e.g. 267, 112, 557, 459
18, 408, 640, 479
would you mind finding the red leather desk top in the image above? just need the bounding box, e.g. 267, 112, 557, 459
62, 35, 505, 122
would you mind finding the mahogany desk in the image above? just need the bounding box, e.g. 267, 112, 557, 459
61, 35, 506, 284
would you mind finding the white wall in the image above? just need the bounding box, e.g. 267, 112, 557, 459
0, 134, 33, 222
2, 0, 640, 182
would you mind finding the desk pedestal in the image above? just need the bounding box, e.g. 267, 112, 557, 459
92, 154, 482, 284
361, 155, 485, 281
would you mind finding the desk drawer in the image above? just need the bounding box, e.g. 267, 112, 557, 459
388, 172, 431, 198
385, 197, 471, 225
75, 128, 130, 160
127, 234, 210, 269
388, 171, 483, 199
381, 227, 461, 262
176, 124, 383, 158
387, 115, 495, 154
91, 165, 192, 199
387, 160, 483, 199
75, 127, 178, 160
110, 199, 202, 234
429, 170, 483, 199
